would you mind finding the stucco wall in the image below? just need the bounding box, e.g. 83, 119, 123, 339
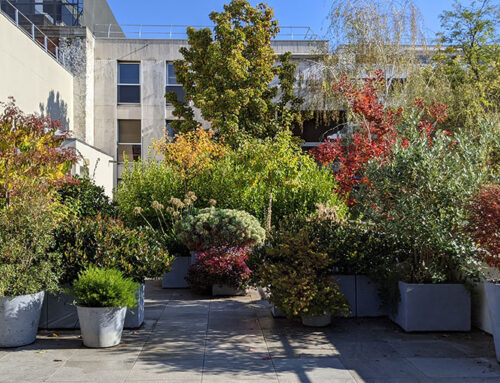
63, 138, 114, 199
0, 13, 74, 130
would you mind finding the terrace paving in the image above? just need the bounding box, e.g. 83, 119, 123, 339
0, 280, 499, 382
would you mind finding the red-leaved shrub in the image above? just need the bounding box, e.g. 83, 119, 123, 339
467, 183, 500, 269
186, 247, 251, 292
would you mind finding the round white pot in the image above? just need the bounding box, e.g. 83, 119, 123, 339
301, 313, 331, 327
77, 306, 127, 348
0, 291, 45, 347
484, 281, 500, 362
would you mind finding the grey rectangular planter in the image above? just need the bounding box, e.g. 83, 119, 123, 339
39, 291, 79, 329
391, 281, 471, 332
162, 256, 190, 288
212, 284, 245, 296
356, 275, 386, 317
333, 275, 356, 317
484, 281, 500, 362
124, 283, 145, 329
40, 284, 145, 329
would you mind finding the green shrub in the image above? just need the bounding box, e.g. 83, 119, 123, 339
72, 266, 138, 308
115, 131, 345, 239
60, 214, 173, 284
177, 208, 266, 251
57, 176, 116, 218
0, 190, 66, 296
355, 124, 496, 284
258, 228, 350, 318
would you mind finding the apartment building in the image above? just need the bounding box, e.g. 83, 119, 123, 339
0, 0, 328, 189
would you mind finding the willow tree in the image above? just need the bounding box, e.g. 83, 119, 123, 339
166, 0, 303, 144
305, 0, 427, 128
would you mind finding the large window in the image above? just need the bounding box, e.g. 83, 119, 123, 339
117, 120, 141, 162
118, 62, 140, 103
166, 63, 185, 103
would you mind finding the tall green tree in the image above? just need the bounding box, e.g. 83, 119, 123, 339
433, 0, 500, 132
166, 0, 303, 144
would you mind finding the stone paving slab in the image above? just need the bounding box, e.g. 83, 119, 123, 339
0, 280, 498, 382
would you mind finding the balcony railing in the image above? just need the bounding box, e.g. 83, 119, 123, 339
0, 0, 66, 67
93, 24, 318, 41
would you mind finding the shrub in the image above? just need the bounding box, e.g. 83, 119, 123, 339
467, 183, 500, 269
0, 190, 66, 296
115, 130, 345, 237
57, 176, 116, 218
72, 266, 138, 309
355, 125, 493, 283
60, 214, 173, 284
186, 247, 251, 292
177, 208, 266, 251
258, 228, 350, 318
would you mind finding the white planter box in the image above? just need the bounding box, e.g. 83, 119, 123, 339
484, 281, 500, 362
212, 284, 245, 296
0, 291, 45, 347
39, 290, 79, 329
301, 313, 331, 327
356, 275, 386, 317
77, 306, 126, 348
162, 256, 190, 288
333, 275, 356, 317
391, 281, 471, 332
124, 283, 145, 329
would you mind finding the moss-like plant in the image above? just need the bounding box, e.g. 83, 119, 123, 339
177, 208, 265, 251
72, 267, 138, 309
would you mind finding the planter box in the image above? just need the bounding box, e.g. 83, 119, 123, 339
162, 256, 190, 288
356, 275, 386, 317
301, 313, 331, 327
0, 291, 45, 347
77, 306, 126, 348
212, 284, 245, 296
124, 283, 145, 329
39, 291, 79, 329
333, 275, 356, 317
484, 282, 500, 362
391, 281, 471, 332
40, 285, 144, 329
271, 306, 286, 318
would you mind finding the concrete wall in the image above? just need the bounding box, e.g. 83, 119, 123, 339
63, 138, 114, 198
0, 13, 74, 130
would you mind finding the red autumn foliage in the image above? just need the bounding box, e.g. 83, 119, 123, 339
467, 184, 500, 269
312, 71, 447, 204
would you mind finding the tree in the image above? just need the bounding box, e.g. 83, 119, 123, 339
305, 0, 427, 125
431, 0, 500, 133
152, 128, 226, 194
166, 0, 303, 144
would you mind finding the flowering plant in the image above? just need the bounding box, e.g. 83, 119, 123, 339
186, 247, 251, 291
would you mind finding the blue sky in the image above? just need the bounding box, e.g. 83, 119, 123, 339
106, 0, 460, 40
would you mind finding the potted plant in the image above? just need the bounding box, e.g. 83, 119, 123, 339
58, 214, 173, 329
467, 183, 500, 360
259, 228, 350, 326
181, 207, 265, 294
355, 126, 488, 331
177, 206, 266, 252
0, 192, 64, 347
186, 247, 251, 295
72, 266, 138, 348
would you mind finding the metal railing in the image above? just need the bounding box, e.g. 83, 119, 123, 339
93, 24, 318, 40
0, 0, 66, 66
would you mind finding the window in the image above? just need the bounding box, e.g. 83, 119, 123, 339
118, 62, 140, 103
117, 120, 141, 162
166, 63, 185, 103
